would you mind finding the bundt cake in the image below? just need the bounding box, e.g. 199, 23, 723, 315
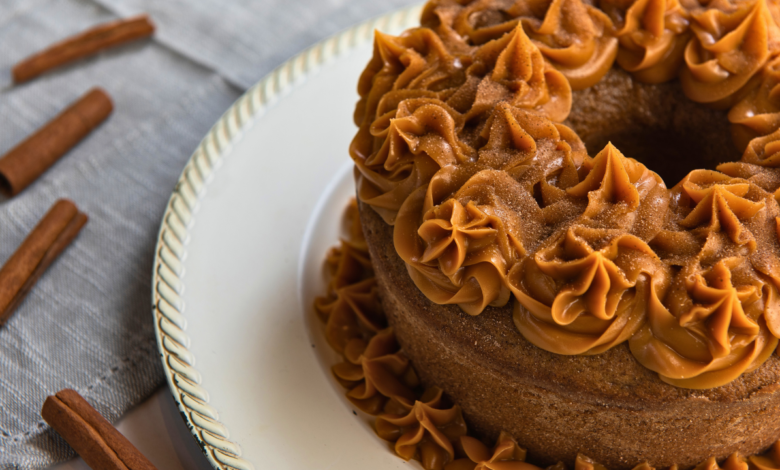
319, 0, 780, 468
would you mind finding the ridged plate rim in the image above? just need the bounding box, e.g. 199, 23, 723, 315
149, 5, 423, 470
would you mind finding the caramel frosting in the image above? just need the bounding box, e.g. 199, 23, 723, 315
504, 144, 668, 355
351, 0, 780, 391
749, 441, 780, 470
627, 169, 780, 388
695, 453, 751, 470
730, 57, 780, 150
394, 175, 517, 315
314, 201, 387, 352
317, 200, 780, 470
601, 0, 691, 83
742, 128, 780, 167
314, 245, 386, 353
385, 103, 780, 385
376, 387, 468, 470
421, 0, 618, 90
517, 0, 619, 90
351, 22, 572, 225
575, 454, 611, 470
680, 0, 780, 104
629, 259, 778, 389
445, 431, 536, 470
332, 327, 419, 415
509, 227, 664, 355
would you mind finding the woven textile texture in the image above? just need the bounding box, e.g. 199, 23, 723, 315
0, 0, 416, 467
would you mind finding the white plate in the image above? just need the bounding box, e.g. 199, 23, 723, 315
151, 5, 425, 470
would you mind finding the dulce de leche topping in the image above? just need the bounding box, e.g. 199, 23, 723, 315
681, 0, 780, 104
422, 0, 619, 90
376, 387, 468, 469
332, 327, 419, 415
351, 22, 572, 225
352, 0, 780, 389
317, 201, 780, 470
730, 56, 780, 150
600, 0, 692, 83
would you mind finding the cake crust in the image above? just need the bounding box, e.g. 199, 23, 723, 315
347, 0, 780, 466
361, 199, 780, 469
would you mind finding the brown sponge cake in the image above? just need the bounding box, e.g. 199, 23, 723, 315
345, 0, 780, 467
360, 198, 780, 469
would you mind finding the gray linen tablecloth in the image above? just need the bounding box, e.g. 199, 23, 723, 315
0, 0, 416, 468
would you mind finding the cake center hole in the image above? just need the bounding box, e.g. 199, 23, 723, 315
584, 127, 733, 186
564, 71, 738, 187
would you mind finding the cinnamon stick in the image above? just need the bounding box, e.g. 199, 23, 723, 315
0, 199, 87, 327
12, 15, 155, 83
42, 389, 159, 470
0, 88, 113, 197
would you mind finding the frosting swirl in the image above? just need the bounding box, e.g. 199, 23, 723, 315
317, 199, 780, 470
601, 0, 692, 83
729, 57, 780, 149
518, 0, 620, 90
314, 239, 386, 353
509, 226, 665, 355
354, 97, 472, 225
422, 0, 619, 90
681, 0, 780, 104
332, 328, 419, 415
628, 169, 780, 388
350, 0, 780, 389
742, 128, 780, 167
467, 23, 573, 121
352, 23, 573, 224
446, 431, 537, 470
395, 170, 523, 315
376, 387, 468, 470
694, 453, 750, 470
677, 170, 766, 248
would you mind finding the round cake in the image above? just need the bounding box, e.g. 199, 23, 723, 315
346, 0, 780, 468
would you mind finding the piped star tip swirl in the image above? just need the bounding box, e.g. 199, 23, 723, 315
376, 387, 468, 470
681, 0, 780, 105
332, 327, 420, 415
729, 57, 780, 150
421, 0, 619, 90
317, 200, 780, 470
351, 0, 780, 390
314, 200, 387, 353
601, 0, 692, 83
445, 431, 534, 470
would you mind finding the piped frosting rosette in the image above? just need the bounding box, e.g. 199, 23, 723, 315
508, 227, 668, 355
681, 0, 780, 105
506, 144, 670, 355
351, 22, 571, 225
600, 0, 692, 83
629, 256, 778, 389
394, 167, 526, 315
353, 0, 780, 389
314, 202, 386, 353
393, 104, 588, 315
730, 56, 780, 149
446, 431, 536, 470
332, 327, 420, 415
741, 128, 780, 167
421, 0, 618, 90
630, 170, 780, 388
376, 387, 468, 470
